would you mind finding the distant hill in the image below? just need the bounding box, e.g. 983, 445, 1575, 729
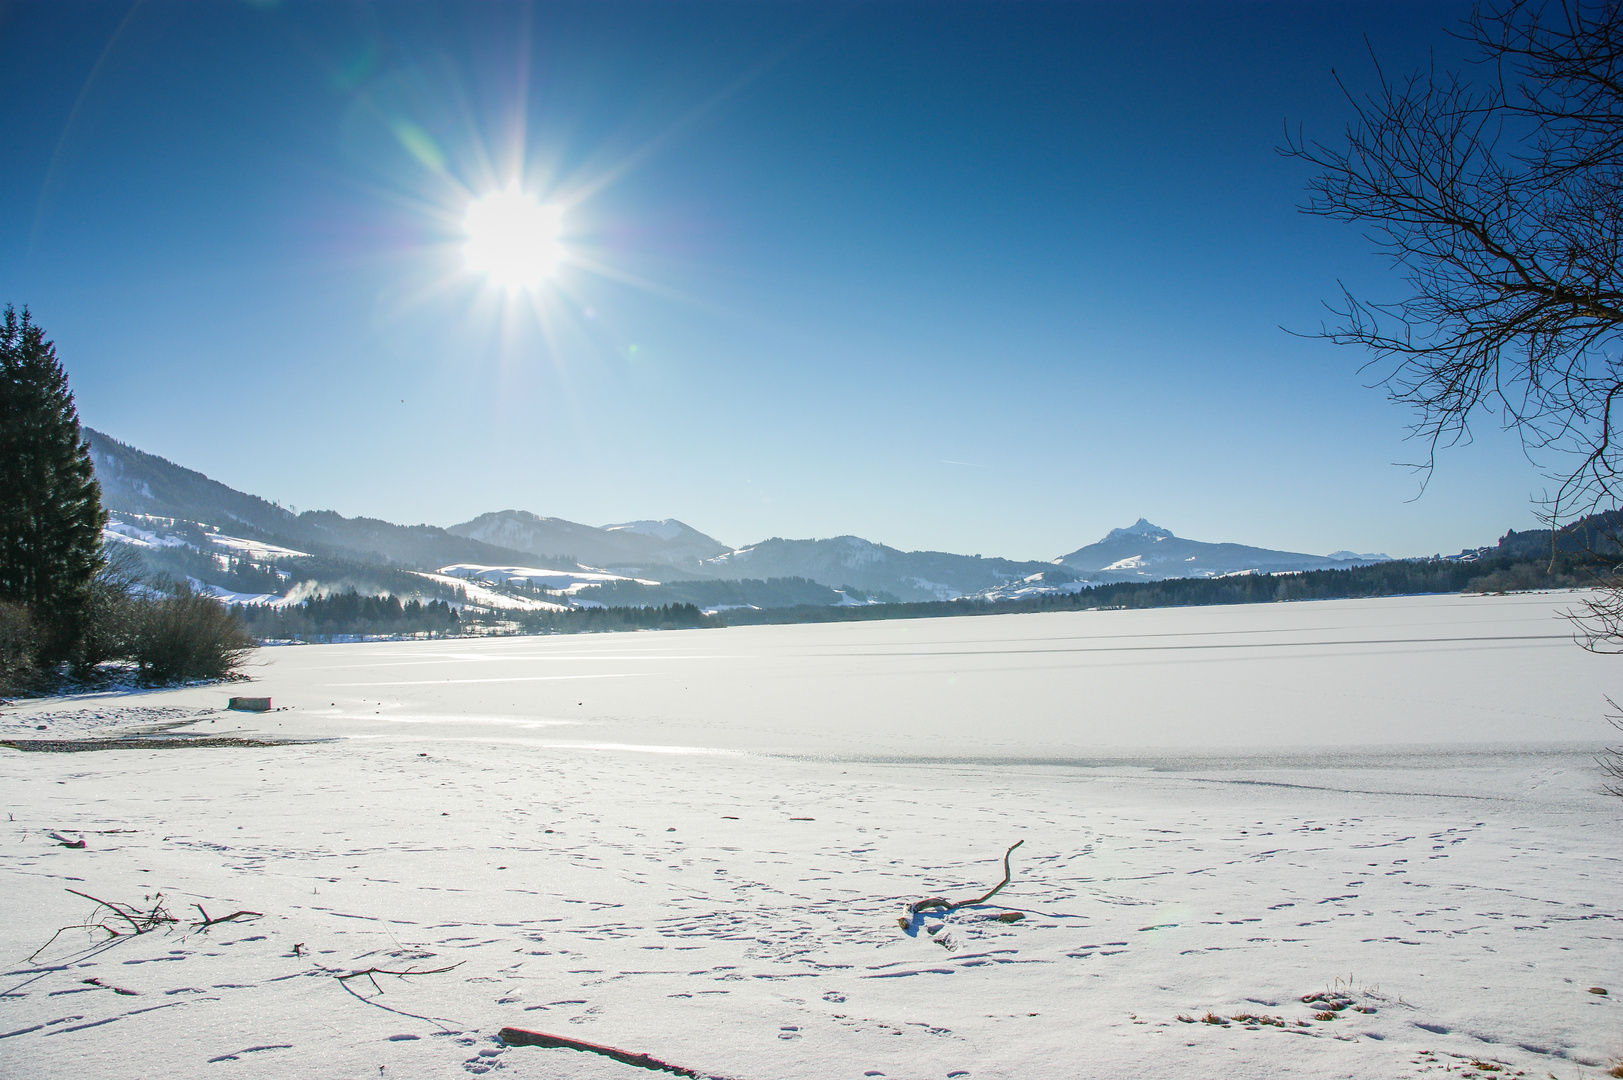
699, 536, 1056, 602
1056, 518, 1388, 581
1493, 511, 1623, 559
448, 510, 728, 573
86, 428, 553, 571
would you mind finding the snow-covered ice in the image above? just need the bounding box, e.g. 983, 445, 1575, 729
2, 592, 1619, 1079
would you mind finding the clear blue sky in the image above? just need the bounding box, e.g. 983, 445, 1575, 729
0, 0, 1546, 559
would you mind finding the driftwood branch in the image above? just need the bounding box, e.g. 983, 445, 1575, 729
191, 904, 262, 929
335, 962, 463, 995
909, 840, 1025, 914
499, 1027, 702, 1077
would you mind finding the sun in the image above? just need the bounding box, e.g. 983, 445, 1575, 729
463, 187, 563, 290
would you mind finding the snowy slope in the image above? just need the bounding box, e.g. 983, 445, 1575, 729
436, 563, 657, 592
87, 429, 551, 571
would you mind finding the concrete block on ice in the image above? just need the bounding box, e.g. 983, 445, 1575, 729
227, 696, 271, 712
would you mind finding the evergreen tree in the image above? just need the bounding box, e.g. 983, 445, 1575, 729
0, 306, 105, 661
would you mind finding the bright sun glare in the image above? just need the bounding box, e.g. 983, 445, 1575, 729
463, 187, 563, 290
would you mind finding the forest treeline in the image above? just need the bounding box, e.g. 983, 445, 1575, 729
233, 593, 713, 640
220, 549, 1601, 642
234, 592, 461, 640
710, 551, 1602, 628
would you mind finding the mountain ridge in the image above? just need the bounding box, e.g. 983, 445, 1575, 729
85, 427, 1395, 601
448, 509, 728, 574
1058, 518, 1388, 580
86, 428, 561, 572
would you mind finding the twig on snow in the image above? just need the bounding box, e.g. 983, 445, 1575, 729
335, 962, 463, 995
25, 888, 178, 962
909, 840, 1025, 914
64, 888, 176, 935
191, 904, 262, 929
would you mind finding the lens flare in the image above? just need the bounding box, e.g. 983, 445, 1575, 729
463, 187, 563, 290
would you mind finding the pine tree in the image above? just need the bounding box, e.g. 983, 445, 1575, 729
0, 306, 105, 661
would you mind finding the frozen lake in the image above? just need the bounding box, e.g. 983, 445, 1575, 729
218, 590, 1615, 757
2, 592, 1619, 1078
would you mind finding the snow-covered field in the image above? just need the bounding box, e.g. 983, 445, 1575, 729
3, 592, 1620, 1079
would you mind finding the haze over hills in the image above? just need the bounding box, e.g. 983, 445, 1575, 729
698, 536, 1060, 602
1058, 518, 1390, 580
85, 427, 1398, 607
448, 509, 729, 574
86, 429, 559, 572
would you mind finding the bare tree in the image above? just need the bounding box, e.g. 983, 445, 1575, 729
1286, 0, 1623, 516
1285, 0, 1623, 789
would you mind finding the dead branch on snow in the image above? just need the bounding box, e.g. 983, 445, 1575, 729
335, 961, 463, 995
26, 888, 178, 962
64, 887, 177, 935
191, 904, 262, 929
909, 840, 1024, 914
499, 1027, 705, 1077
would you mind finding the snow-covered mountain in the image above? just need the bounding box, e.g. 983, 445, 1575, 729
700, 536, 1054, 602
85, 428, 1401, 608
447, 510, 728, 572
1057, 518, 1389, 581
86, 429, 547, 571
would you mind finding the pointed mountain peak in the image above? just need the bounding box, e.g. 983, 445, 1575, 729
1102, 518, 1174, 542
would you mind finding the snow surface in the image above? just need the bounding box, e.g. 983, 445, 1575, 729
102, 520, 311, 563
437, 565, 658, 591
102, 522, 189, 550
2, 592, 1620, 1079
205, 534, 311, 562
187, 579, 290, 608
409, 571, 571, 614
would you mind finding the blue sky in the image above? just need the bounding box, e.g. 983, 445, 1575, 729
0, 0, 1546, 559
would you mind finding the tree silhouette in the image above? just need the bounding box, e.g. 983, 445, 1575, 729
0, 306, 105, 662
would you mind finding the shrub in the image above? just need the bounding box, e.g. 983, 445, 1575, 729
71, 549, 142, 675
0, 599, 36, 695
129, 585, 254, 685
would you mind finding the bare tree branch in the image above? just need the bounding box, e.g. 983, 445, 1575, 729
1284, 1, 1623, 521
